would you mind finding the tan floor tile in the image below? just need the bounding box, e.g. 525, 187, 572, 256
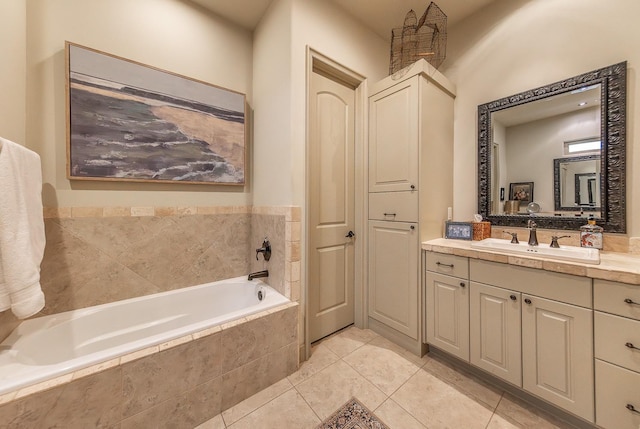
494, 393, 576, 429
391, 368, 495, 429
423, 355, 503, 409
288, 343, 340, 386
374, 398, 427, 429
295, 360, 387, 420
196, 413, 226, 429
222, 378, 293, 425
227, 388, 320, 429
370, 335, 432, 367
318, 326, 379, 358
343, 342, 421, 395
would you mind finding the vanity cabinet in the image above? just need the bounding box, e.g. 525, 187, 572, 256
594, 279, 640, 429
424, 253, 596, 423
366, 60, 455, 355
425, 253, 469, 361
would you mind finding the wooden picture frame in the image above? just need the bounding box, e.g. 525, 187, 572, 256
65, 42, 246, 185
509, 182, 534, 206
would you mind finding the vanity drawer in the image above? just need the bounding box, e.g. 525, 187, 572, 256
595, 359, 640, 429
369, 191, 418, 222
595, 312, 640, 373
470, 259, 592, 308
594, 279, 640, 321
425, 253, 468, 279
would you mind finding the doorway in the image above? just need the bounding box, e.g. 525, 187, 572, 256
306, 50, 365, 345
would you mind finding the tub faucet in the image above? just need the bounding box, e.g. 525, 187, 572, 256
248, 270, 269, 281
527, 219, 538, 246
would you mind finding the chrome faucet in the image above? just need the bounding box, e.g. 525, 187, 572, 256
527, 219, 538, 246
248, 270, 269, 281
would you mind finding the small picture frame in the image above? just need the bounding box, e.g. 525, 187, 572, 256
509, 182, 534, 205
445, 221, 473, 240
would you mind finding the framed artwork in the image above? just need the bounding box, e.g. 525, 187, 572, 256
65, 42, 246, 185
509, 182, 534, 205
445, 221, 473, 240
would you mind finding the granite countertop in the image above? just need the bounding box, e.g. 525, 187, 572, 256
422, 238, 640, 286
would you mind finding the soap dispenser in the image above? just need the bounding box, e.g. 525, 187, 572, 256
580, 216, 603, 249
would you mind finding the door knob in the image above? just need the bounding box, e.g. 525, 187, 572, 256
345, 231, 355, 238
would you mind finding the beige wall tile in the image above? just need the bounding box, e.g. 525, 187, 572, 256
286, 221, 301, 242
103, 206, 131, 217
71, 207, 104, 217
130, 206, 155, 216
43, 206, 71, 218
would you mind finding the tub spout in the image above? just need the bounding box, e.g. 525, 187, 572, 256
248, 270, 269, 280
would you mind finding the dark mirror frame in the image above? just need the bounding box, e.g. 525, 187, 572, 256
477, 62, 626, 233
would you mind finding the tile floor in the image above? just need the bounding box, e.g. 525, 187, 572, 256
196, 326, 578, 429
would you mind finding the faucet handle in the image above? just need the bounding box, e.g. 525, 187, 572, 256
549, 235, 571, 248
503, 231, 519, 244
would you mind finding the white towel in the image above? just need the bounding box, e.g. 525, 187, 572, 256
0, 137, 46, 319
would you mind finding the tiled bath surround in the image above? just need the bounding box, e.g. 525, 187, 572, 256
0, 205, 302, 342
0, 302, 298, 428
0, 205, 302, 426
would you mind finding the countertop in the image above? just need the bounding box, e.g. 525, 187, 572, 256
423, 238, 640, 285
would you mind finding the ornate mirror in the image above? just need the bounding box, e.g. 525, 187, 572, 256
477, 62, 626, 232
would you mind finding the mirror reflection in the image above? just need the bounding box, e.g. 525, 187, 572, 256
490, 84, 601, 217
554, 155, 601, 211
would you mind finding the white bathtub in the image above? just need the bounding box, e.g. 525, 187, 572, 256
0, 276, 288, 395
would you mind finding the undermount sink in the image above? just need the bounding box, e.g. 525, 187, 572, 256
470, 238, 600, 265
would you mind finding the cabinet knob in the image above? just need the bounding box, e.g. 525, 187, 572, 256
626, 403, 640, 414
510, 295, 517, 301
625, 342, 640, 351
410, 225, 415, 230
524, 298, 532, 305
459, 282, 466, 288
410, 184, 415, 190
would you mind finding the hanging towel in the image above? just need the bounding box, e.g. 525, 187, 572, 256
0, 137, 46, 319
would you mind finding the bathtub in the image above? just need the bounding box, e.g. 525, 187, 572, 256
0, 276, 289, 396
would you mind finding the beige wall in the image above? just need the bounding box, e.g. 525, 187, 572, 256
252, 0, 389, 207
24, 0, 254, 208
0, 0, 27, 144
443, 0, 639, 235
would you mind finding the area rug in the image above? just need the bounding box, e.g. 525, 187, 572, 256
316, 397, 389, 429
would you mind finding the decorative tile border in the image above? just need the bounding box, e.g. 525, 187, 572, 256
43, 206, 254, 219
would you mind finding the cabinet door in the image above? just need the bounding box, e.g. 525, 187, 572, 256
425, 271, 469, 361
368, 220, 419, 339
470, 283, 522, 387
522, 295, 594, 422
368, 76, 419, 193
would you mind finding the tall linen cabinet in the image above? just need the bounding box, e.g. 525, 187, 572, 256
367, 60, 456, 355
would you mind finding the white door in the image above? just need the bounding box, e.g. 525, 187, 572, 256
308, 70, 356, 343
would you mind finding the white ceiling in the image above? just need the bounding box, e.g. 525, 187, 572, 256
189, 0, 496, 41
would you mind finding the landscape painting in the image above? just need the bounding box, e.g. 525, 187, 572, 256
66, 42, 245, 184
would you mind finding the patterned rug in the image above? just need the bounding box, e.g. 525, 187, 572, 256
316, 397, 389, 429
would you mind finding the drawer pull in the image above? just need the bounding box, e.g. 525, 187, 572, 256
626, 404, 640, 414
383, 213, 397, 217
436, 262, 454, 268
625, 342, 640, 351
624, 298, 640, 306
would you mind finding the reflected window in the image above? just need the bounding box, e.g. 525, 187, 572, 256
564, 138, 601, 155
